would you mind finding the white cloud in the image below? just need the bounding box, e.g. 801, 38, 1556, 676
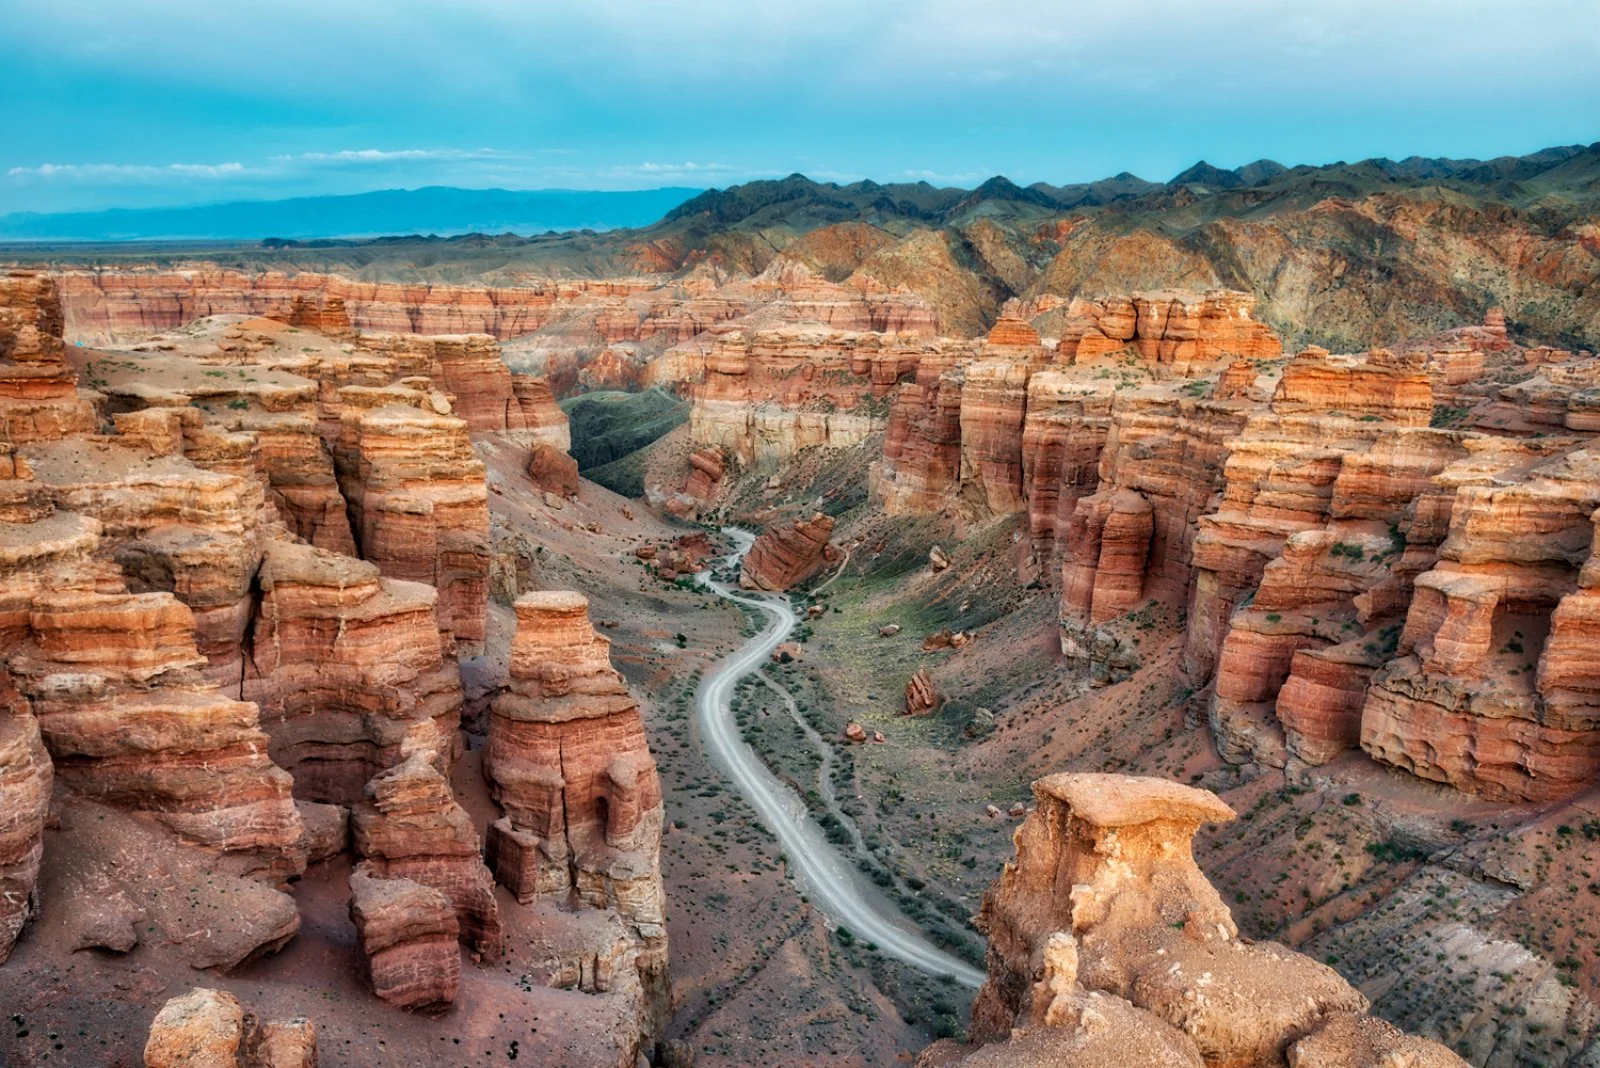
7, 161, 246, 180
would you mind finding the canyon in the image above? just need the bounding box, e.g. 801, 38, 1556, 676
0, 143, 1598, 1067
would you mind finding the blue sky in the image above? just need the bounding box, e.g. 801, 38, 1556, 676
3, 0, 1597, 214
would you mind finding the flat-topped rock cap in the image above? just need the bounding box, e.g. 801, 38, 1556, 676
515, 590, 590, 612
1033, 772, 1237, 827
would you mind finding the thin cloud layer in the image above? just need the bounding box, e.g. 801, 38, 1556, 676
2, 0, 1596, 212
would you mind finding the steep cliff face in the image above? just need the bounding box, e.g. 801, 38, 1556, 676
686, 327, 925, 467
926, 773, 1466, 1068
739, 512, 839, 591
0, 687, 50, 964
873, 350, 972, 515
0, 271, 97, 444
334, 385, 490, 651
55, 270, 659, 345
244, 541, 464, 804
484, 591, 669, 1032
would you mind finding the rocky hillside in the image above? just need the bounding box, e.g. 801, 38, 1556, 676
13, 142, 1599, 350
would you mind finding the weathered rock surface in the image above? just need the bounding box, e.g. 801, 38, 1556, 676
739, 512, 839, 591
949, 773, 1452, 1068
484, 591, 668, 1031
0, 694, 50, 963
244, 540, 463, 804
144, 987, 318, 1068
334, 386, 489, 651
348, 863, 462, 1010
351, 750, 502, 959
0, 271, 98, 444
904, 669, 940, 715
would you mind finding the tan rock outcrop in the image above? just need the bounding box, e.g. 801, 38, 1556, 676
144, 987, 317, 1068
688, 328, 923, 467
739, 513, 839, 591
954, 774, 1465, 1068
0, 271, 97, 444
0, 690, 51, 963
1288, 1013, 1468, 1068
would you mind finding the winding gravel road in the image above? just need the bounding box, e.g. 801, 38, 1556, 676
694, 529, 986, 989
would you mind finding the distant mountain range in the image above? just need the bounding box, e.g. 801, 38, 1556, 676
7, 143, 1597, 350
0, 186, 705, 242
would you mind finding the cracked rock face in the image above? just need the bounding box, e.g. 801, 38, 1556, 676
484, 590, 669, 1026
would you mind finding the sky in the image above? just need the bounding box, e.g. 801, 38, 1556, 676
3, 0, 1598, 214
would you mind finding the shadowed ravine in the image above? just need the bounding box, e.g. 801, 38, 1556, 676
695, 528, 986, 988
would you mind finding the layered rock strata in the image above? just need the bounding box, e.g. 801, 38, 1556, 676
1052, 290, 1283, 370
739, 512, 839, 591
334, 384, 490, 650
687, 328, 927, 468
0, 271, 97, 444
0, 687, 50, 963
1, 501, 303, 872
350, 750, 502, 960
243, 540, 463, 804
348, 862, 462, 1010
484, 591, 668, 1027
927, 773, 1464, 1068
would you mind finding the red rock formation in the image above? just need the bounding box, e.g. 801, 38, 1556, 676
355, 334, 569, 448
874, 350, 971, 515
334, 386, 489, 650
683, 446, 726, 507
0, 687, 50, 964
944, 774, 1456, 1068
19, 437, 267, 687
483, 591, 668, 1023
145, 987, 318, 1068
527, 443, 580, 498
1054, 290, 1282, 370
904, 669, 940, 715
1060, 489, 1154, 626
243, 541, 463, 804
0, 501, 303, 872
350, 750, 502, 959
1019, 374, 1113, 565
958, 359, 1037, 517
56, 270, 660, 345
1358, 447, 1600, 800
739, 513, 839, 591
348, 863, 462, 1010
0, 271, 97, 444
688, 328, 924, 467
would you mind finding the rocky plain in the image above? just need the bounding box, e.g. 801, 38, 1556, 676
1, 143, 1599, 1067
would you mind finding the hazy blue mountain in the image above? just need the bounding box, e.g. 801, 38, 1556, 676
0, 186, 704, 242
